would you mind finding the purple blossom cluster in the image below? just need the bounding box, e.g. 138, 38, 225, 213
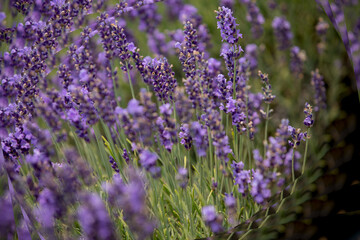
311, 69, 327, 111
272, 16, 293, 50
215, 6, 242, 45
202, 205, 224, 233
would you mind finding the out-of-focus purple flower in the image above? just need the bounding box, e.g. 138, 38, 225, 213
215, 6, 242, 44
316, 17, 329, 37
272, 16, 293, 50
231, 161, 251, 196
202, 108, 232, 162
179, 124, 192, 150
176, 167, 188, 188
0, 12, 6, 23
219, 0, 234, 8
104, 169, 156, 239
190, 121, 208, 157
224, 193, 236, 209
139, 150, 160, 177
122, 148, 130, 163
78, 193, 116, 240
127, 99, 144, 115
157, 103, 177, 152
245, 44, 258, 72
311, 69, 327, 111
202, 205, 223, 233
109, 156, 119, 173
0, 194, 16, 238
250, 169, 271, 204
244, 1, 264, 39
224, 192, 237, 226
35, 188, 57, 228
290, 46, 306, 78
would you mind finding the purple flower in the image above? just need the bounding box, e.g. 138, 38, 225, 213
303, 102, 314, 127
290, 46, 306, 78
190, 121, 208, 157
139, 150, 160, 177
176, 167, 188, 188
258, 71, 275, 104
215, 6, 242, 44
104, 168, 156, 239
250, 169, 271, 204
231, 161, 251, 196
122, 148, 130, 163
202, 205, 223, 233
245, 44, 258, 72
272, 16, 293, 50
78, 193, 116, 240
142, 57, 177, 102
311, 69, 327, 111
109, 156, 119, 173
127, 99, 144, 115
288, 126, 306, 148
244, 1, 264, 39
179, 124, 192, 150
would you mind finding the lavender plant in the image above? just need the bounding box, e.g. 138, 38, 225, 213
0, 0, 357, 239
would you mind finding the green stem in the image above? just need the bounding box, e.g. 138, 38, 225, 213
302, 128, 310, 175
263, 104, 270, 159
291, 147, 295, 182
125, 63, 136, 99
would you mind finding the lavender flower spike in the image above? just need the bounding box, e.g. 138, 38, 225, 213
202, 205, 224, 233
215, 6, 242, 45
272, 16, 293, 50
311, 69, 327, 112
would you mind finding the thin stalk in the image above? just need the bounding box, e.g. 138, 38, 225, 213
263, 104, 270, 159
125, 63, 135, 99
302, 128, 310, 174
291, 148, 295, 182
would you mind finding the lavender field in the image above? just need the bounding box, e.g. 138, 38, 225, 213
1, 0, 360, 239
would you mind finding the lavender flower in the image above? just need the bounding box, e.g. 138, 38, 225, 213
142, 57, 177, 102
176, 167, 188, 188
202, 205, 223, 233
78, 193, 116, 240
232, 161, 251, 196
219, 0, 234, 8
303, 102, 314, 127
311, 69, 327, 111
272, 16, 293, 50
244, 1, 264, 39
109, 156, 119, 173
190, 121, 208, 157
215, 6, 242, 44
179, 124, 192, 150
258, 71, 275, 104
224, 192, 236, 225
288, 126, 306, 149
250, 169, 271, 204
245, 44, 258, 72
104, 169, 156, 239
290, 46, 306, 78
139, 150, 161, 177
122, 148, 130, 163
